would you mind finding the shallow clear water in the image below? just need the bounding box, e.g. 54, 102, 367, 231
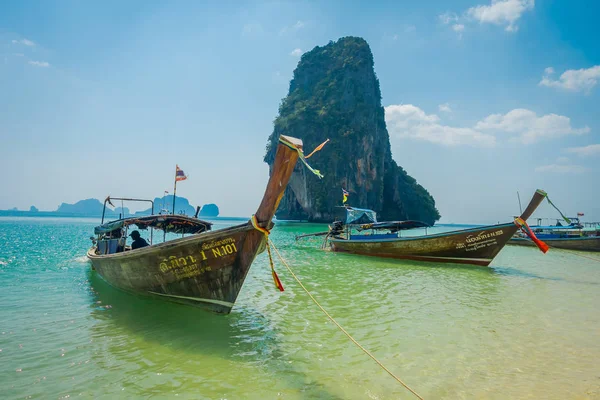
1, 217, 599, 399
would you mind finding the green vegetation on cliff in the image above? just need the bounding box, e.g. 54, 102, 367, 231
265, 36, 440, 224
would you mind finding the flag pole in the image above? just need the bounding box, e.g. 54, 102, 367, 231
172, 166, 177, 215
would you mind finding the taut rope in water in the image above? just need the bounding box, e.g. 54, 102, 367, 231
267, 239, 425, 400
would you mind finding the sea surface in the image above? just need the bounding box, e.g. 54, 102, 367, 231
0, 217, 599, 399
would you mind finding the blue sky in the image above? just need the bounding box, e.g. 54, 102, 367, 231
1, 0, 598, 223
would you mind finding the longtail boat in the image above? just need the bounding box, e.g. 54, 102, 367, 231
87, 135, 303, 314
508, 219, 600, 252
298, 190, 548, 267
508, 197, 600, 252
509, 235, 600, 252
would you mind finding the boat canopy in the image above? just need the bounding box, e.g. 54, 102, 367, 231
94, 215, 212, 235
344, 206, 378, 225
357, 220, 431, 232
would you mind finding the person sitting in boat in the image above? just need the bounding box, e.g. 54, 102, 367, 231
129, 230, 149, 250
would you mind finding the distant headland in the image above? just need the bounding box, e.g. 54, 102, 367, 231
0, 195, 220, 218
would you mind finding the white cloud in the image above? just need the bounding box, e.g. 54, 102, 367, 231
12, 38, 35, 46
385, 104, 496, 147
556, 156, 570, 164
535, 164, 587, 174
386, 104, 587, 147
438, 103, 452, 113
566, 144, 600, 157
290, 48, 302, 57
280, 20, 305, 35
466, 0, 534, 32
452, 24, 465, 38
539, 65, 600, 93
439, 12, 459, 24
475, 108, 589, 144
28, 61, 50, 67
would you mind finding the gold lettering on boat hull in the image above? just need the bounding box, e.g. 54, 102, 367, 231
158, 237, 237, 279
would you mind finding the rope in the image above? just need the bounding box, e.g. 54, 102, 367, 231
251, 215, 284, 291
268, 239, 425, 400
545, 244, 600, 263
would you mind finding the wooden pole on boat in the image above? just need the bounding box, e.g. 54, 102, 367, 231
254, 135, 303, 226
172, 166, 177, 215
519, 189, 547, 221
517, 191, 523, 214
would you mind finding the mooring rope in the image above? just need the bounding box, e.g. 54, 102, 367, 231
267, 239, 425, 400
546, 245, 600, 263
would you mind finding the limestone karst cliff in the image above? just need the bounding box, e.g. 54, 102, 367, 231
264, 36, 440, 224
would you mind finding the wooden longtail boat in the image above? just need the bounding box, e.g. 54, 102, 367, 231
508, 204, 600, 252
87, 135, 302, 314
509, 236, 600, 251
509, 232, 600, 252
302, 190, 547, 267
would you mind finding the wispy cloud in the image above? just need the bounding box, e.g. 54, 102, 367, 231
534, 164, 587, 174
439, 12, 459, 25
28, 61, 50, 67
386, 104, 587, 147
440, 0, 534, 34
12, 38, 35, 46
290, 48, 303, 57
565, 144, 600, 157
438, 103, 452, 113
539, 65, 600, 93
279, 20, 305, 35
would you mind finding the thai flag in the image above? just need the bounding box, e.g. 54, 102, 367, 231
577, 212, 584, 217
175, 165, 187, 182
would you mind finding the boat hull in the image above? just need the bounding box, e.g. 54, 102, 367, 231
509, 236, 600, 252
88, 222, 266, 314
330, 223, 519, 266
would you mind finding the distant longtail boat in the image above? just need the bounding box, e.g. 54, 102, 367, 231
87, 135, 303, 313
298, 190, 548, 267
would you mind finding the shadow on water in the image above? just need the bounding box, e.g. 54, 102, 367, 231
87, 271, 346, 399
88, 271, 277, 359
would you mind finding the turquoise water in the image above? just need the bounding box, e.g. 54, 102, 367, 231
1, 217, 599, 399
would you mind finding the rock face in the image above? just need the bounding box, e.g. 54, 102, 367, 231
264, 37, 440, 224
135, 195, 196, 216
56, 199, 104, 215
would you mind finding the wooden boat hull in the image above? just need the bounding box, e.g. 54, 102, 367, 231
88, 222, 267, 313
330, 223, 519, 266
509, 236, 600, 252
87, 134, 304, 314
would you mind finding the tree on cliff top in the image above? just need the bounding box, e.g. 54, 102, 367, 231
265, 36, 440, 224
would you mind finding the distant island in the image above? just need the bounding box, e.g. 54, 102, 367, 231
0, 195, 220, 218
